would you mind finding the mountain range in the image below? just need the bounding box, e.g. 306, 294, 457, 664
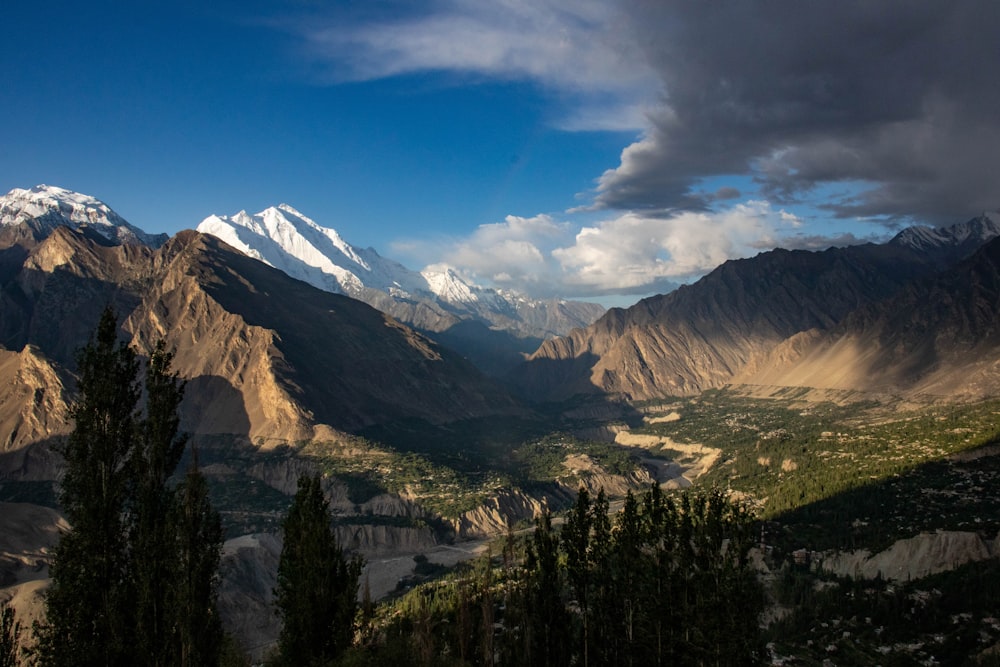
4, 184, 1000, 459
196, 203, 604, 374
5, 184, 1000, 661
0, 187, 538, 479
512, 211, 1000, 402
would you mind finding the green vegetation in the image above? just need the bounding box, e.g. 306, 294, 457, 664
634, 391, 1000, 542
351, 485, 764, 667
769, 559, 1000, 665
512, 433, 638, 481
272, 474, 363, 667
303, 428, 646, 520
307, 438, 509, 518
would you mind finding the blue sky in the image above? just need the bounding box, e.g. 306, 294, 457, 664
3, 1, 998, 303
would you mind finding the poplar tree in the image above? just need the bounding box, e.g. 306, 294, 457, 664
172, 460, 224, 667
523, 510, 569, 667
35, 307, 140, 665
35, 308, 224, 666
131, 340, 189, 667
274, 474, 363, 666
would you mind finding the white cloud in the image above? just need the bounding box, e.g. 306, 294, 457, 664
289, 0, 657, 131
553, 201, 800, 292
440, 214, 570, 284
394, 201, 805, 300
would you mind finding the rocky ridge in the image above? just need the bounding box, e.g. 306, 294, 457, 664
0, 224, 527, 477
196, 203, 605, 356
515, 213, 1000, 402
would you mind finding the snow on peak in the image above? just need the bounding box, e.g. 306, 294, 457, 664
891, 212, 1000, 253
196, 203, 604, 339
0, 184, 164, 246
195, 204, 434, 297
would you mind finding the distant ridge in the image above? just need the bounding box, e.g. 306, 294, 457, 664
737, 233, 1000, 398
513, 212, 1000, 402
196, 204, 604, 343
0, 185, 168, 247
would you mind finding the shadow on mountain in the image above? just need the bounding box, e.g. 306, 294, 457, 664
0, 436, 66, 507
180, 375, 252, 438
505, 352, 605, 403
192, 237, 526, 429
426, 319, 542, 378
0, 267, 143, 368
766, 436, 1000, 557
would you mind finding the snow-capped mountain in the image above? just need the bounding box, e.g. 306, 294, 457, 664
0, 185, 167, 247
198, 204, 431, 298
889, 211, 1000, 262
196, 205, 606, 342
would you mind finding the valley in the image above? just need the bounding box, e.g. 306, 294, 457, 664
2, 186, 1000, 664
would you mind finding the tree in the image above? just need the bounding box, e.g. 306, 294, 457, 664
523, 510, 570, 667
172, 457, 224, 667
562, 487, 594, 666
130, 340, 190, 667
35, 307, 140, 665
34, 307, 224, 666
274, 474, 363, 666
0, 602, 20, 667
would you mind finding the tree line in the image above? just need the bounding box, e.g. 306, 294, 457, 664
2, 308, 764, 666
350, 485, 766, 667
0, 309, 361, 667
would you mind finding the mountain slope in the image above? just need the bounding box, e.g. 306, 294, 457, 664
737, 235, 1000, 398
0, 185, 167, 247
196, 205, 604, 342
0, 223, 526, 470
514, 214, 1000, 402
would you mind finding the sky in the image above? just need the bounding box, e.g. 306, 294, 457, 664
3, 1, 999, 305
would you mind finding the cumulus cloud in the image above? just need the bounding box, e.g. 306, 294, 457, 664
595, 1, 1000, 224
397, 201, 804, 299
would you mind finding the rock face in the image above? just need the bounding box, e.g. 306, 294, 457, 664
514, 213, 1000, 402
0, 346, 69, 457
218, 533, 282, 660
737, 236, 1000, 397
449, 488, 559, 538
0, 223, 527, 472
817, 530, 1000, 581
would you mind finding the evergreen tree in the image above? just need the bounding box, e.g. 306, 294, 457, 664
523, 511, 569, 667
34, 308, 224, 667
131, 340, 189, 666
561, 487, 593, 666
274, 474, 363, 666
35, 307, 140, 666
172, 459, 224, 667
0, 602, 20, 667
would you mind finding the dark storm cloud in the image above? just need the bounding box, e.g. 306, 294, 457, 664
596, 1, 1000, 224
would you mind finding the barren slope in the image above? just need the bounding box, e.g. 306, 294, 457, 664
0, 225, 526, 465
736, 236, 1000, 398
514, 243, 936, 401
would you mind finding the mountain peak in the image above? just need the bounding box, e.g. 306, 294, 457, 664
195, 204, 605, 350
889, 213, 1000, 258
0, 184, 166, 247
